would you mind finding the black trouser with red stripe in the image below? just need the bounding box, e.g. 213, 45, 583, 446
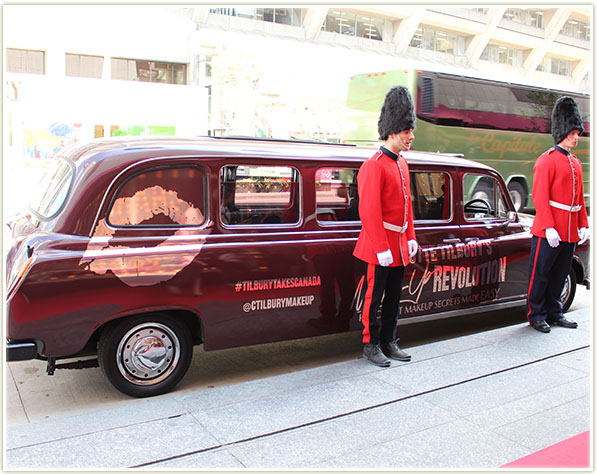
527, 236, 575, 324
357, 262, 405, 344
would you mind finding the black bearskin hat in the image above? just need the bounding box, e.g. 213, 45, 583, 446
378, 85, 416, 141
551, 96, 584, 145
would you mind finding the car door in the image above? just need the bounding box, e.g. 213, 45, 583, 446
460, 170, 530, 305
399, 167, 469, 318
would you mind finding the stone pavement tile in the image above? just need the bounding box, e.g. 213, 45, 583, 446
464, 375, 590, 430
5, 414, 220, 470
404, 332, 491, 361
190, 374, 408, 445
148, 447, 245, 469
472, 323, 589, 359
318, 418, 531, 469
225, 397, 457, 469
419, 359, 586, 417
550, 348, 591, 373
492, 395, 591, 452
178, 358, 377, 411
6, 397, 187, 450
6, 365, 29, 427
370, 343, 534, 394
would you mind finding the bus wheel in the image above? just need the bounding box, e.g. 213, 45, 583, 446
98, 314, 193, 398
508, 181, 526, 211
561, 269, 577, 313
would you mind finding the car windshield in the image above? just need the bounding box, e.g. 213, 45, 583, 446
28, 156, 75, 221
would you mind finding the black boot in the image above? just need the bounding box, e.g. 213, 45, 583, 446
381, 340, 411, 361
363, 344, 391, 367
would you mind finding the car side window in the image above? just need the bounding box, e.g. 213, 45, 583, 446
107, 166, 206, 227
315, 168, 359, 223
220, 165, 300, 225
410, 171, 450, 221
463, 173, 509, 220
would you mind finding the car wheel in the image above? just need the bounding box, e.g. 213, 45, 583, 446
508, 181, 526, 211
560, 269, 577, 313
98, 314, 193, 397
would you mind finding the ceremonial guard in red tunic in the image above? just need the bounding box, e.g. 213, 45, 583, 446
353, 86, 418, 366
527, 96, 589, 333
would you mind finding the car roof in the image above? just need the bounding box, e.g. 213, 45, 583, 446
64, 136, 494, 172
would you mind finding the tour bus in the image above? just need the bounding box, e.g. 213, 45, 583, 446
342, 69, 590, 211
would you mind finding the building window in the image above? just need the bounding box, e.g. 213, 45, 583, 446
480, 43, 524, 67
503, 8, 544, 29
537, 56, 572, 76
560, 19, 590, 41
66, 53, 103, 78
210, 7, 303, 27
6, 48, 45, 74
322, 10, 384, 40
111, 58, 187, 85
410, 27, 466, 55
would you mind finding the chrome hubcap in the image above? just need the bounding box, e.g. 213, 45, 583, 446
509, 190, 522, 211
117, 322, 180, 385
560, 275, 571, 304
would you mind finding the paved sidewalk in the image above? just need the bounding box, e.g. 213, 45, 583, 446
5, 304, 591, 470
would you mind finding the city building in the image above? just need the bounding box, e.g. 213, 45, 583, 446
3, 5, 592, 161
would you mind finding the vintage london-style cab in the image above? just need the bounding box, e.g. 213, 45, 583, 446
6, 137, 590, 397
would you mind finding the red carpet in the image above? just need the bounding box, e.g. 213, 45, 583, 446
501, 431, 590, 468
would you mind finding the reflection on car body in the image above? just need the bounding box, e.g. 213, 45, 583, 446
5, 137, 590, 397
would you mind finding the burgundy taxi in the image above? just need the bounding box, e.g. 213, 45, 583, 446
6, 137, 590, 397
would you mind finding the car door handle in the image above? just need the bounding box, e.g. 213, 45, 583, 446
464, 237, 479, 243
443, 238, 461, 244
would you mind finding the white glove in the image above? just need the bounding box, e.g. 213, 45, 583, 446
545, 227, 561, 248
578, 227, 589, 245
376, 249, 393, 267
408, 239, 418, 258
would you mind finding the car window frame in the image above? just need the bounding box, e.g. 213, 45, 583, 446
410, 170, 454, 224
105, 163, 208, 229
314, 166, 361, 227
219, 163, 303, 230
462, 171, 513, 223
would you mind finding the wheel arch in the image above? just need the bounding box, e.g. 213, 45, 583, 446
87, 308, 205, 354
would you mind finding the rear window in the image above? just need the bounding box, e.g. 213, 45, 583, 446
108, 166, 206, 227
28, 156, 75, 221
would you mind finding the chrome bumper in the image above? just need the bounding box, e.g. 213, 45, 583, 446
6, 341, 38, 361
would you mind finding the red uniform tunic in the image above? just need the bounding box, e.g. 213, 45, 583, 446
530, 147, 588, 242
353, 148, 416, 267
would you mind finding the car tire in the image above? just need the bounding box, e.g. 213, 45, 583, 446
507, 181, 526, 211
98, 313, 193, 398
560, 269, 577, 313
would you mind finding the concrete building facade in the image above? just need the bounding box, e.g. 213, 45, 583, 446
3, 5, 592, 158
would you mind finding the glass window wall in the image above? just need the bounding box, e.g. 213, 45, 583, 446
111, 58, 187, 85
480, 43, 524, 67
322, 10, 384, 40
503, 9, 544, 28
6, 48, 45, 74
66, 53, 104, 78
560, 19, 590, 41
410, 27, 466, 55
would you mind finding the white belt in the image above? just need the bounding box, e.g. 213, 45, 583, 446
549, 200, 582, 212
383, 221, 407, 233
